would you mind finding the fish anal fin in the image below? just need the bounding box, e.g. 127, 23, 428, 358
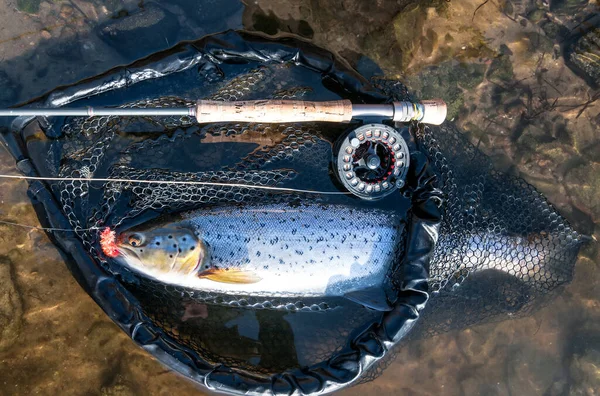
198, 268, 262, 284
343, 287, 393, 311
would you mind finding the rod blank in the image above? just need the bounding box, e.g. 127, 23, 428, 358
0, 108, 192, 117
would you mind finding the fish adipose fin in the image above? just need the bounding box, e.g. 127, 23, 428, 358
343, 287, 394, 311
198, 268, 262, 284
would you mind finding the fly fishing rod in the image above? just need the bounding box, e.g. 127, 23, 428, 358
0, 98, 447, 202
0, 99, 447, 125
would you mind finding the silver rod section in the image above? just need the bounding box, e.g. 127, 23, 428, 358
351, 104, 394, 119
0, 107, 192, 117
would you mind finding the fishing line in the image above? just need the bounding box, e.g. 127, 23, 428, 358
0, 174, 352, 195
0, 219, 101, 232
0, 171, 351, 232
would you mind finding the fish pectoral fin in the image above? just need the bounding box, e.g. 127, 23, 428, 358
197, 268, 262, 284
343, 287, 393, 311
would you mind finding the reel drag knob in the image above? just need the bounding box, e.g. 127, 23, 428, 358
336, 124, 410, 200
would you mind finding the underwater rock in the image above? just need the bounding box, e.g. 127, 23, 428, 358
169, 0, 242, 24
569, 347, 600, 393
504, 0, 543, 18
59, 4, 74, 19
581, 141, 600, 163
45, 28, 83, 60
522, 31, 555, 53
362, 27, 406, 73
565, 24, 600, 87
486, 52, 514, 82
100, 384, 136, 396
354, 56, 384, 79
392, 4, 426, 69
539, 18, 568, 40
526, 8, 548, 23
100, 0, 138, 15
559, 324, 600, 394
420, 28, 439, 57
248, 7, 314, 39
564, 162, 600, 222
16, 0, 41, 14
519, 141, 578, 181
0, 70, 19, 106
406, 60, 485, 119
361, 3, 428, 73
96, 3, 180, 59
0, 256, 22, 352
549, 0, 590, 15
504, 343, 562, 395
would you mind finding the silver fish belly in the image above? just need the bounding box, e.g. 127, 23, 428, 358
181, 204, 403, 300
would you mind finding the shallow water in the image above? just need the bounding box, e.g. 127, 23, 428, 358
0, 0, 598, 395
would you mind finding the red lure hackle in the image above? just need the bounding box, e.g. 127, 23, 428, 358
100, 227, 120, 258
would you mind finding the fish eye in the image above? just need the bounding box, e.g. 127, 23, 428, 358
128, 234, 144, 247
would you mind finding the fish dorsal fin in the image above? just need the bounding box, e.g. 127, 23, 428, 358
197, 268, 262, 284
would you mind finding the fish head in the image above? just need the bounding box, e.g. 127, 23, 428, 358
113, 226, 208, 277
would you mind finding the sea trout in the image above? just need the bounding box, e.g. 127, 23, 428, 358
101, 203, 404, 310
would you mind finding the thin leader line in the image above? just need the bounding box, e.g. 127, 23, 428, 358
0, 219, 101, 232
0, 172, 350, 231
0, 174, 351, 195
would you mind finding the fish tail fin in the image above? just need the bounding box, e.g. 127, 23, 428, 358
198, 268, 262, 284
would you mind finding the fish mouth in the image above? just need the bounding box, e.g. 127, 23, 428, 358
113, 244, 137, 261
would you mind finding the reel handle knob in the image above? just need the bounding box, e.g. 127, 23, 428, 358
419, 99, 447, 125
392, 99, 447, 125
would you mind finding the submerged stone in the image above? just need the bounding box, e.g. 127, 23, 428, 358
0, 256, 22, 352
16, 0, 41, 14
96, 3, 180, 59
565, 162, 600, 222
565, 24, 600, 87
0, 70, 19, 106
421, 28, 439, 57
486, 53, 514, 82
392, 4, 426, 69
549, 0, 590, 14
526, 8, 547, 23
406, 60, 485, 119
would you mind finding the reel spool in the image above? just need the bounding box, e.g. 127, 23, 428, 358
336, 124, 410, 200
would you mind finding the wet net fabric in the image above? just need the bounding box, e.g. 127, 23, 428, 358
50, 67, 393, 377
417, 122, 580, 330
357, 122, 582, 384
0, 31, 582, 394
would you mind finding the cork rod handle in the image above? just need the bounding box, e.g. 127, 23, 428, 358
195, 99, 354, 123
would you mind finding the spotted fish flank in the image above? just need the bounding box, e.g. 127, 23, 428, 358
108, 203, 404, 311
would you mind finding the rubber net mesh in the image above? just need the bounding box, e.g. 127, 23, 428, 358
48, 65, 389, 376
47, 64, 580, 382
358, 121, 581, 384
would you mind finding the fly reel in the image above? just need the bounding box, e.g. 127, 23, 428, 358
336, 124, 410, 200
